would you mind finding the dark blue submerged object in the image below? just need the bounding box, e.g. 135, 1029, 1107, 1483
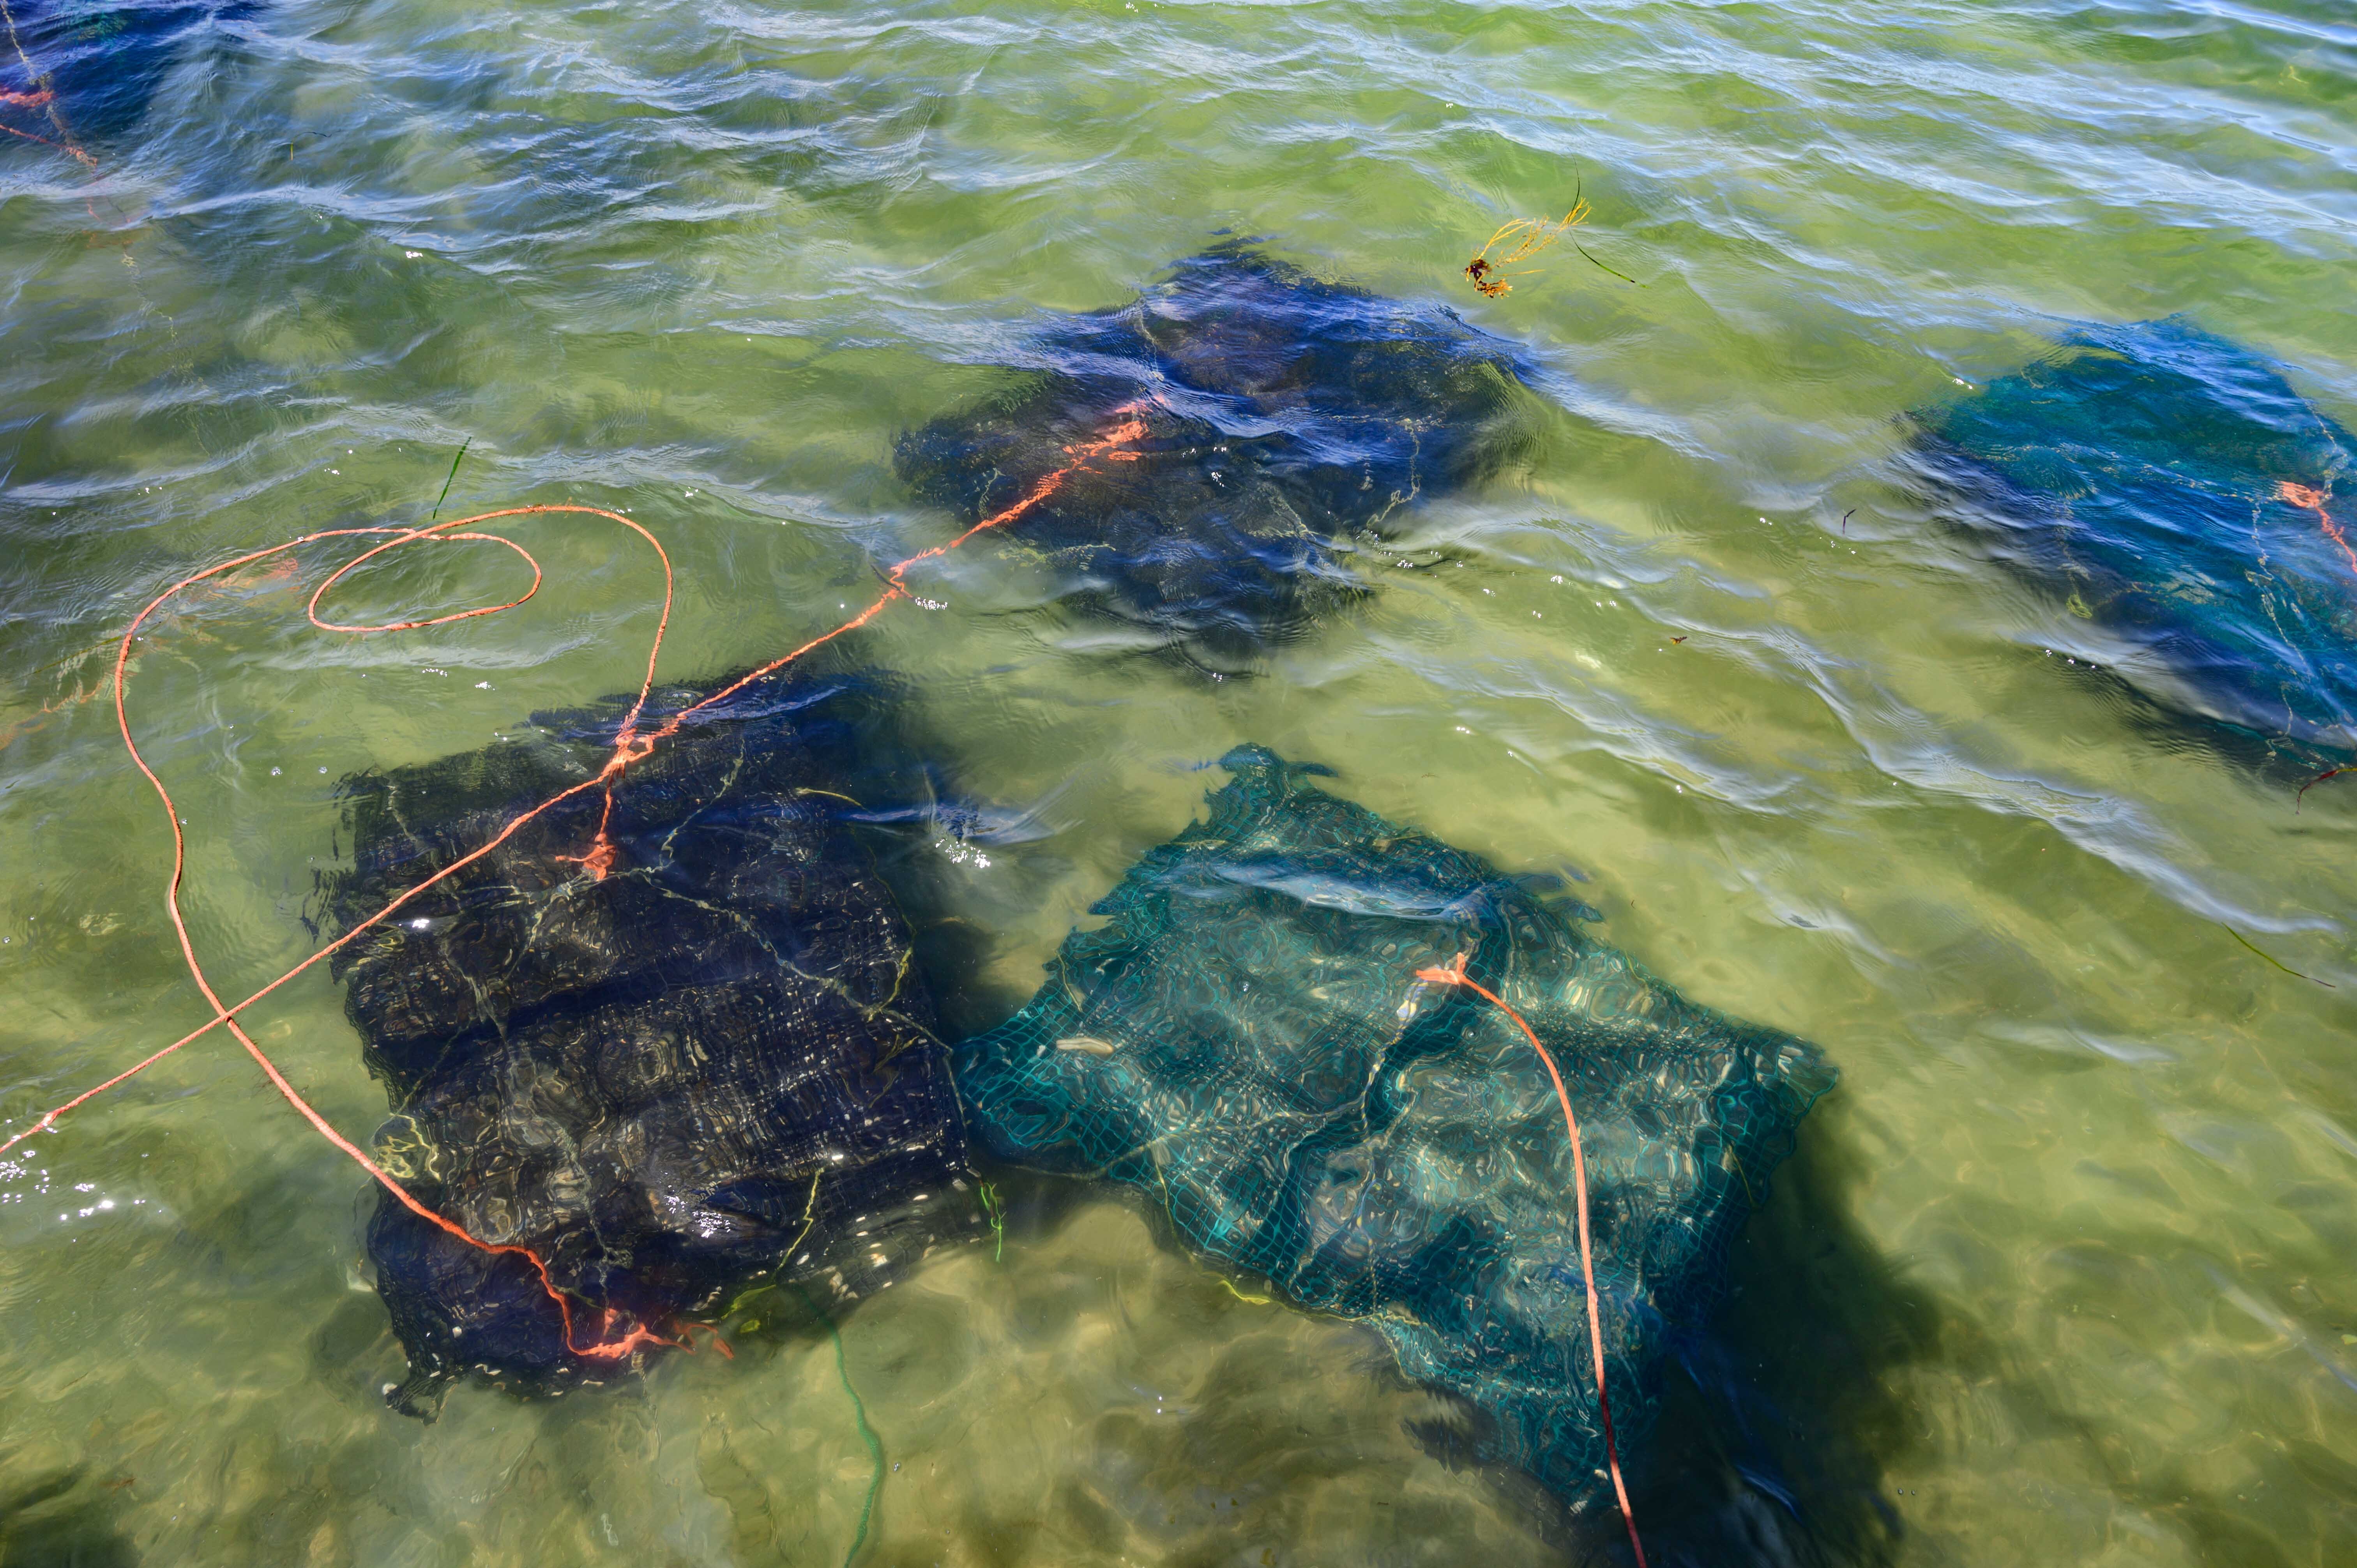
325, 673, 977, 1407
896, 243, 1543, 671
0, 0, 254, 146
1910, 318, 2357, 752
955, 747, 1835, 1508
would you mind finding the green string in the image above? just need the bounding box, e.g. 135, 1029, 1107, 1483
2221, 923, 2336, 988
978, 1180, 1005, 1262
428, 438, 470, 523
1572, 240, 1644, 288
791, 1284, 883, 1568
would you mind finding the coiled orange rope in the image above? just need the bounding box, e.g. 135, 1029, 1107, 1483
3, 414, 1146, 1359
1413, 950, 1648, 1568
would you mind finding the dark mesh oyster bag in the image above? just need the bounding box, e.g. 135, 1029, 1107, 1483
0, 0, 257, 147
1910, 317, 2357, 753
954, 747, 1835, 1506
896, 243, 1544, 670
323, 673, 975, 1400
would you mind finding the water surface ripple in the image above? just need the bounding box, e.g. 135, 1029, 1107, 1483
2, 0, 2354, 1564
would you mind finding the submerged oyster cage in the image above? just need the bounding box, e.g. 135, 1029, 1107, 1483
954, 745, 1835, 1506
1909, 317, 2357, 756
896, 243, 1545, 671
323, 674, 976, 1402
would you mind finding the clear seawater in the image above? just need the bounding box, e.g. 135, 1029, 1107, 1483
2, 1, 2353, 1563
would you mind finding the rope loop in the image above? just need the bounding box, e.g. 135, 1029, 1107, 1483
6, 414, 1147, 1369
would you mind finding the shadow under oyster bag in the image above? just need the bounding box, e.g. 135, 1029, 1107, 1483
323, 673, 975, 1404
895, 243, 1545, 671
1909, 317, 2357, 754
954, 747, 1835, 1507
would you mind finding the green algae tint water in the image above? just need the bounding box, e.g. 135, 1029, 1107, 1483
2, 1, 2353, 1563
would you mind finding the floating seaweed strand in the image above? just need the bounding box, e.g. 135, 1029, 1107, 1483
0, 413, 1149, 1363
1463, 181, 1640, 297
790, 1284, 886, 1568
1412, 951, 1649, 1568
2219, 924, 2335, 990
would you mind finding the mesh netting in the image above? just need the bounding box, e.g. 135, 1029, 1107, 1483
1909, 317, 2357, 753
895, 242, 1542, 671
0, 0, 253, 146
323, 672, 977, 1402
953, 746, 1836, 1507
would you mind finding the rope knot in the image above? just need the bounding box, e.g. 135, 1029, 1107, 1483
1413, 950, 1472, 987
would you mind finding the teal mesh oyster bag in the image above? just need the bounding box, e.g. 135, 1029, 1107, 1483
954, 747, 1835, 1506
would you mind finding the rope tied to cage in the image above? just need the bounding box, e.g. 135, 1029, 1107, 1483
1412, 949, 1649, 1568
0, 0, 97, 169
2, 411, 1148, 1361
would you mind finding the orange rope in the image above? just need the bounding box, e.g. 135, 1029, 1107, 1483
110, 509, 694, 1362
2, 415, 1145, 1365
2279, 481, 2351, 579
1412, 950, 1649, 1568
0, 0, 97, 170
0, 117, 87, 162
2269, 480, 2357, 811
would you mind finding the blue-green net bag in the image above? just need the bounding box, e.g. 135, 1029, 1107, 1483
954, 747, 1835, 1508
1909, 317, 2357, 756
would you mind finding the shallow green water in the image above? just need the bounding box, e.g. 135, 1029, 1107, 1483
3, 0, 2355, 1563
